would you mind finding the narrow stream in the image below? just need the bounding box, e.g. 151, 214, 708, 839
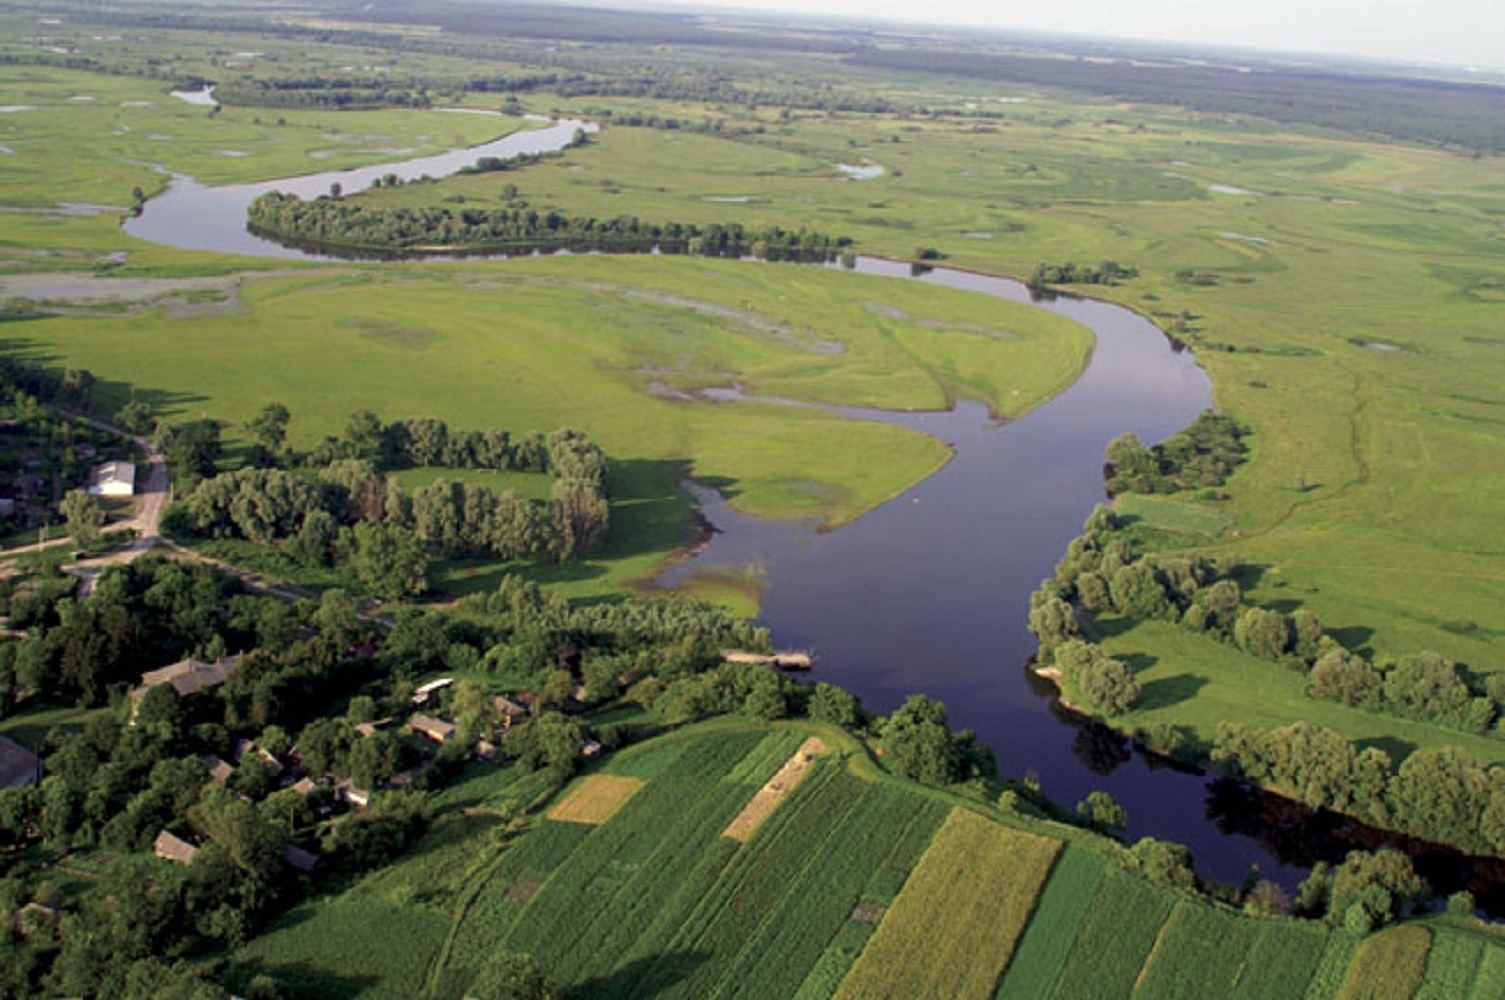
122, 121, 1505, 909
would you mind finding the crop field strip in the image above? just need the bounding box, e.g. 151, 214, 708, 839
1416, 927, 1487, 1000
834, 808, 1061, 1000
1470, 940, 1505, 1000
995, 845, 1107, 999
1050, 868, 1177, 1000
1133, 899, 1262, 999
545, 774, 645, 825
722, 735, 826, 841
497, 730, 771, 966
1305, 932, 1363, 1000
1230, 919, 1332, 1000
1336, 925, 1432, 1000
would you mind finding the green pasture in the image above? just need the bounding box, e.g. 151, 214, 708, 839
5, 254, 1088, 597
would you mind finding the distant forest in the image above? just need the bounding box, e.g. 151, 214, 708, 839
849, 49, 1505, 154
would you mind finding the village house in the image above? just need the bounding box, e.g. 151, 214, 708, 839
152, 830, 199, 866
409, 713, 457, 745
0, 735, 42, 789
131, 655, 242, 706
203, 754, 234, 785
85, 460, 135, 498
411, 676, 453, 707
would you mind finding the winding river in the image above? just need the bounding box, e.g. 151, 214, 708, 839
123, 118, 1505, 909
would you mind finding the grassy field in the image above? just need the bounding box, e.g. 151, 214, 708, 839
6, 253, 1089, 598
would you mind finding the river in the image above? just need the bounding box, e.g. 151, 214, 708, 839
122, 118, 1505, 910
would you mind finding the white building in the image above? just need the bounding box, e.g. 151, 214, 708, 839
86, 460, 135, 498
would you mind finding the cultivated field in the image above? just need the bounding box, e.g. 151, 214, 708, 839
545, 774, 644, 825
226, 719, 1505, 999
834, 808, 1059, 1000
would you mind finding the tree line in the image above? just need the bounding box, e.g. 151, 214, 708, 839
246, 190, 853, 261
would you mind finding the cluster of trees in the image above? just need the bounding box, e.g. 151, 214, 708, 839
1214, 722, 1505, 858
1028, 260, 1138, 289
213, 75, 435, 110
1102, 410, 1248, 495
247, 191, 853, 261
1310, 648, 1503, 735
595, 109, 765, 138
547, 70, 901, 115
1293, 849, 1430, 932
173, 417, 609, 596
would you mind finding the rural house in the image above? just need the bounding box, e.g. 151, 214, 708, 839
131, 655, 242, 705
152, 830, 199, 866
409, 713, 458, 745
86, 460, 135, 497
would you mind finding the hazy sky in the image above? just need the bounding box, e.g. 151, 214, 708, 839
671, 0, 1505, 70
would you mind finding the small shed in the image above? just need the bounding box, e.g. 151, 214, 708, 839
86, 460, 135, 498
0, 736, 41, 789
280, 843, 322, 873
153, 830, 199, 866
335, 780, 370, 809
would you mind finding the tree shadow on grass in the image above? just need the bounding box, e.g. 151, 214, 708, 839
1086, 615, 1140, 641
227, 957, 381, 1000
1326, 625, 1374, 656
1134, 674, 1208, 712
566, 950, 711, 1000
1356, 734, 1416, 764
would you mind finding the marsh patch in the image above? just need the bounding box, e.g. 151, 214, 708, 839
341, 317, 441, 348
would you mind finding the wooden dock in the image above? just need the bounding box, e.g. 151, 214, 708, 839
721, 649, 815, 671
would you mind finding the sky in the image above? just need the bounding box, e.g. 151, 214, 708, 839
661, 0, 1505, 71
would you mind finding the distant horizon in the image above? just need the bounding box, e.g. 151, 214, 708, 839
629, 0, 1505, 73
